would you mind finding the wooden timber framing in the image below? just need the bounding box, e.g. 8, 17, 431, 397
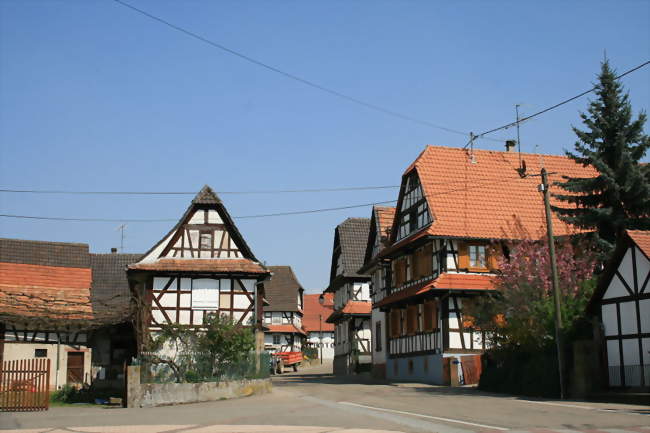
590, 230, 650, 389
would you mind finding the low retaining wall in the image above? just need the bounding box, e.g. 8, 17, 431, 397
126, 366, 272, 408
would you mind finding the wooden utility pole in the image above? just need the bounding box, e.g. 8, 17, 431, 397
540, 168, 566, 399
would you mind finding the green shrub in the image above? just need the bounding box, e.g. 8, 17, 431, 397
50, 384, 78, 403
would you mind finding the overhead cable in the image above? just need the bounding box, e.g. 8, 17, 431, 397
111, 0, 503, 142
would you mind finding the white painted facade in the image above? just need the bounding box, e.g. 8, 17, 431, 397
306, 332, 335, 360
140, 209, 245, 262
150, 276, 256, 329
263, 311, 302, 327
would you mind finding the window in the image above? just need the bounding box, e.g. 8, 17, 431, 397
272, 314, 281, 324
375, 322, 382, 352
397, 173, 431, 240
469, 245, 487, 269
458, 242, 494, 272
200, 232, 212, 249
34, 349, 47, 358
273, 334, 281, 345
264, 312, 272, 324
191, 279, 219, 310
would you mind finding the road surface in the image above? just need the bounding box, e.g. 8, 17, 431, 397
1, 362, 648, 433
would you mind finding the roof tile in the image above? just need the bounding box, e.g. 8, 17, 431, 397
396, 146, 597, 241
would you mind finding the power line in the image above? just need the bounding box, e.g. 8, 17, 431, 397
0, 176, 516, 196
474, 60, 650, 141
111, 0, 503, 143
0, 174, 524, 223
0, 199, 397, 223
0, 185, 400, 195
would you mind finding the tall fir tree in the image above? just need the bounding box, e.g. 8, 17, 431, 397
552, 60, 650, 250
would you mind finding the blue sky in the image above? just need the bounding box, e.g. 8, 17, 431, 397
1, 0, 649, 292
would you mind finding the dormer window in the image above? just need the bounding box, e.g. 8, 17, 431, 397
397, 173, 431, 240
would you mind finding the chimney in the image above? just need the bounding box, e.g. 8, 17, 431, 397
505, 140, 516, 152
111, 248, 118, 254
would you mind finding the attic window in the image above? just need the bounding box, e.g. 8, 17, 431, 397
200, 232, 212, 249
397, 173, 431, 240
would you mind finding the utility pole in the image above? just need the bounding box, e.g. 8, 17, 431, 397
540, 168, 565, 399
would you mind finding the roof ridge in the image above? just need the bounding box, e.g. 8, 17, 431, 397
421, 144, 578, 158
192, 185, 222, 204
0, 238, 89, 247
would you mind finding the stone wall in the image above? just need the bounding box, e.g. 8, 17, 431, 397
126, 366, 272, 408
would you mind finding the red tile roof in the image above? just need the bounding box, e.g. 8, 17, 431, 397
396, 146, 597, 242
627, 230, 650, 259
374, 272, 496, 308
0, 262, 94, 320
266, 324, 306, 336
341, 300, 372, 315
375, 206, 396, 240
128, 258, 268, 274
302, 293, 334, 332
326, 300, 371, 322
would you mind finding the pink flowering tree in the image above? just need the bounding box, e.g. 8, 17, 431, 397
471, 237, 598, 349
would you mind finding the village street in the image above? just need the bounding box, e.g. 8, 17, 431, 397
1, 363, 648, 433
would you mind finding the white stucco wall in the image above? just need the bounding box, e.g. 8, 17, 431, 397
306, 332, 335, 360
2, 342, 92, 390
371, 308, 386, 365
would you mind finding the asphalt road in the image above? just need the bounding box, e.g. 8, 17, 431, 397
1, 362, 648, 433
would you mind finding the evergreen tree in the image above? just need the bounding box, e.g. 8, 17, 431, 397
552, 60, 650, 250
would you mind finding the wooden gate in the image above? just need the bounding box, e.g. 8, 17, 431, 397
460, 355, 482, 385
0, 359, 50, 412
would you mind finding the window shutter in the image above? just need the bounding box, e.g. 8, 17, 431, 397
423, 300, 439, 331
487, 245, 499, 271
406, 305, 418, 335
395, 258, 406, 287
431, 300, 438, 330
411, 252, 419, 281
422, 243, 433, 278
457, 242, 469, 270
390, 309, 400, 338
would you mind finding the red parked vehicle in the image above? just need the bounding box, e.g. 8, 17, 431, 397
272, 352, 302, 374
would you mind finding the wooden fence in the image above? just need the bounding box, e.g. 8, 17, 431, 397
0, 359, 50, 412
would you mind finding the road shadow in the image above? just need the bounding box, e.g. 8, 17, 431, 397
272, 371, 390, 387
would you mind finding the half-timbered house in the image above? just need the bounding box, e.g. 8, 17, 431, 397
359, 206, 395, 379
325, 218, 372, 375
373, 145, 596, 385
262, 266, 306, 352
590, 230, 650, 389
303, 293, 335, 360
127, 185, 270, 348
0, 239, 136, 390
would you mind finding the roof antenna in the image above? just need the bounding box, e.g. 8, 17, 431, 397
514, 104, 527, 178
116, 223, 127, 252
515, 104, 522, 167
468, 132, 477, 164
